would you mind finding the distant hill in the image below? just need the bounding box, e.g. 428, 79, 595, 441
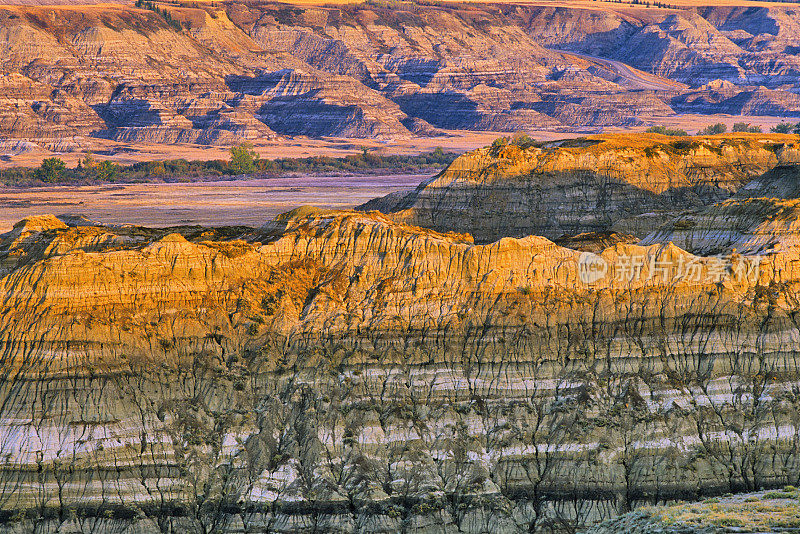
0, 1, 799, 153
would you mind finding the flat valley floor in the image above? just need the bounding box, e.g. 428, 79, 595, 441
0, 174, 425, 231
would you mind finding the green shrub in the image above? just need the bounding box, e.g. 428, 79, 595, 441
0, 149, 459, 186
763, 491, 794, 499
770, 517, 800, 528
387, 506, 403, 518
771, 122, 795, 134
97, 160, 120, 181
697, 123, 727, 135
488, 136, 510, 156
711, 516, 744, 527
510, 132, 536, 148
646, 125, 688, 136
733, 122, 763, 133
229, 142, 259, 175
35, 157, 67, 183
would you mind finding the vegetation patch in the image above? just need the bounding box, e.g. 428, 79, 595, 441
134, 0, 183, 31
646, 125, 688, 136
0, 145, 458, 187
632, 490, 800, 533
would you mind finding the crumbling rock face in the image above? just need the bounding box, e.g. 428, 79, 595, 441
364, 133, 800, 243
1, 198, 800, 532
672, 80, 800, 117
540, 5, 800, 90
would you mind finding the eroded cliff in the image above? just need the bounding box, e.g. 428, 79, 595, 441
2, 2, 800, 150
1, 193, 800, 532
365, 133, 800, 243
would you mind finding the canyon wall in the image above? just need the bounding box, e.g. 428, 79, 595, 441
365, 133, 800, 243
1, 192, 800, 532
1, 2, 800, 151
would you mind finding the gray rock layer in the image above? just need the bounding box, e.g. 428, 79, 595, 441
365, 134, 800, 243
0, 206, 799, 533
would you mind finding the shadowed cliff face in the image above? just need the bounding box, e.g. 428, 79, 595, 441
2, 197, 800, 532
365, 133, 800, 243
533, 5, 800, 89
640, 165, 800, 256
1, 2, 800, 150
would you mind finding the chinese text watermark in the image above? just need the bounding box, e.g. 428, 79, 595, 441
578, 252, 761, 285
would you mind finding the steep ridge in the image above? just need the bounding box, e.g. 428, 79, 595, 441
0, 4, 414, 144
537, 5, 800, 90
1, 197, 800, 532
364, 133, 800, 243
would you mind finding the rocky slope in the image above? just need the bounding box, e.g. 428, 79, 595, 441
583, 488, 800, 533
536, 5, 800, 89
3, 173, 800, 532
640, 164, 800, 255
364, 133, 800, 243
1, 2, 800, 150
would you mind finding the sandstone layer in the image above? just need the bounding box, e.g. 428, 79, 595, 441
1, 187, 800, 532
364, 133, 800, 243
1, 2, 800, 151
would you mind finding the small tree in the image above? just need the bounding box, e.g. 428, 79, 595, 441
646, 125, 688, 136
733, 122, 763, 133
491, 137, 509, 149
697, 123, 727, 135
77, 152, 96, 170
771, 122, 795, 134
511, 132, 535, 148
229, 142, 259, 175
490, 136, 509, 156
35, 157, 66, 183
97, 160, 120, 181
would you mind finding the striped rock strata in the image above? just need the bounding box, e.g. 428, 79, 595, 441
0, 205, 799, 533
364, 133, 800, 243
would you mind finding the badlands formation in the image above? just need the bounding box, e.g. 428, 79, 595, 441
1, 1, 800, 154
366, 133, 800, 242
2, 134, 800, 533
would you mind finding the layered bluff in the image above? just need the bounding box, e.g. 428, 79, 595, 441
2, 136, 800, 532
2, 2, 800, 152
365, 133, 800, 242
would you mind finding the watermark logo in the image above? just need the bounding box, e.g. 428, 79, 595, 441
578, 252, 608, 284
577, 252, 762, 285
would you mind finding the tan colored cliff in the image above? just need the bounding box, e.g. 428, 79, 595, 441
1, 195, 800, 532
365, 133, 800, 242
2, 2, 800, 149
